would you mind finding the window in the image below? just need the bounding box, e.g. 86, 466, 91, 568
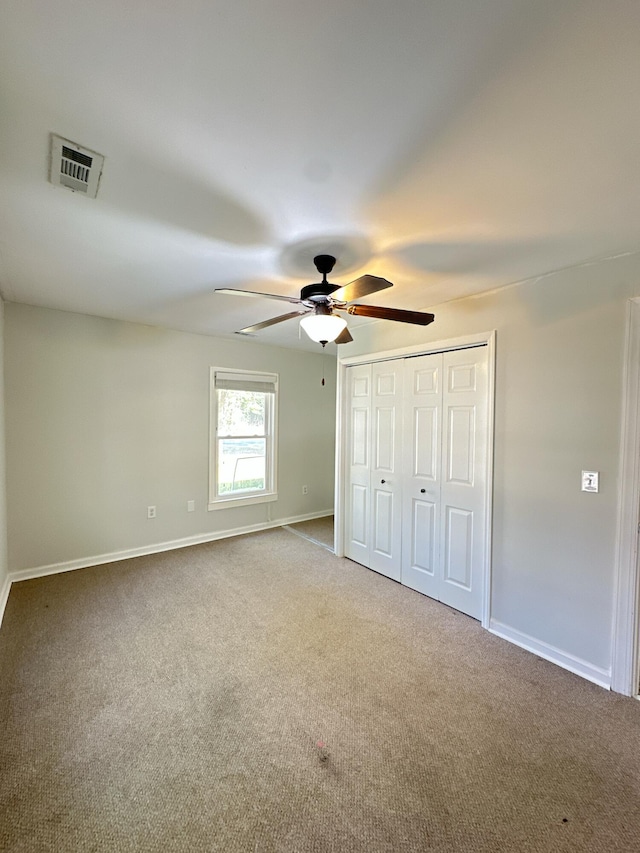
209, 368, 278, 509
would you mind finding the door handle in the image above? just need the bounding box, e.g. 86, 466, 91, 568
381, 479, 386, 484
420, 488, 426, 493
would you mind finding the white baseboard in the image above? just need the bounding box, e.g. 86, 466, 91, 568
489, 618, 611, 690
6, 509, 334, 586
0, 573, 10, 628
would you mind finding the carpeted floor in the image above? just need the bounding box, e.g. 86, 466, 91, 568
1, 528, 639, 852
284, 515, 334, 549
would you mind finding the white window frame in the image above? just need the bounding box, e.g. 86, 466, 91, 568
208, 367, 279, 510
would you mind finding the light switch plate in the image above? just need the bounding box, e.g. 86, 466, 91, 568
582, 471, 599, 492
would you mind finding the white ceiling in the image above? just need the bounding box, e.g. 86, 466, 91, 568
1, 1, 639, 351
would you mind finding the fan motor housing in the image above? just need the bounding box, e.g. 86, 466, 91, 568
300, 282, 341, 303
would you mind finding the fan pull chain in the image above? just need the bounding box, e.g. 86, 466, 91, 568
321, 349, 326, 386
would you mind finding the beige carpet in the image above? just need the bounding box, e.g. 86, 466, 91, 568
1, 528, 639, 852
284, 515, 334, 549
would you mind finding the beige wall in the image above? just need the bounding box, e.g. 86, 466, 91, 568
0, 299, 7, 593
5, 305, 336, 571
342, 251, 640, 676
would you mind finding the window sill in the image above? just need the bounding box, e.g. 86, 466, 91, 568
208, 492, 278, 511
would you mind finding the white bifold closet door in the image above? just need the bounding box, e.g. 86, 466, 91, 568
345, 359, 404, 581
401, 347, 488, 619
344, 346, 489, 620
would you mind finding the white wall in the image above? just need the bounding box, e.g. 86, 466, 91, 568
341, 252, 640, 679
5, 305, 336, 571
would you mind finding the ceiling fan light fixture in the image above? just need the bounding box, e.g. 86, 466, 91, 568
300, 312, 347, 344
221, 251, 434, 344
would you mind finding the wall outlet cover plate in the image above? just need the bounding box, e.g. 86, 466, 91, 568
582, 471, 599, 492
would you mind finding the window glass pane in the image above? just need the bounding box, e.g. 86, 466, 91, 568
217, 438, 266, 495
217, 390, 266, 436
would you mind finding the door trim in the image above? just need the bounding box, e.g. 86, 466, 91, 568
335, 330, 496, 629
611, 298, 640, 695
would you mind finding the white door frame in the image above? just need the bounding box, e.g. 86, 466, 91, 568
611, 298, 640, 695
334, 330, 496, 629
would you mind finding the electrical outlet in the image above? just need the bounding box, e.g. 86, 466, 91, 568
147, 505, 156, 519
302, 485, 308, 495
187, 500, 195, 512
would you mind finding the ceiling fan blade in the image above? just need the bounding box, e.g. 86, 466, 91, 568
236, 310, 310, 335
331, 275, 393, 303
345, 304, 435, 325
215, 287, 302, 305
334, 327, 354, 345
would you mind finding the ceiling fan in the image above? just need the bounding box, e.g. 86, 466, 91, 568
214, 254, 435, 347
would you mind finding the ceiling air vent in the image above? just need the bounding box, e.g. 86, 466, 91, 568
49, 134, 104, 198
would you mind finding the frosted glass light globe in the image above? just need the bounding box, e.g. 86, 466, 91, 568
300, 313, 347, 343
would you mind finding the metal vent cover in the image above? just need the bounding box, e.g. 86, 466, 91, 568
49, 134, 104, 198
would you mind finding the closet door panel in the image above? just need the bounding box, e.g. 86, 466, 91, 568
438, 347, 489, 619
444, 506, 473, 589
345, 364, 372, 566
349, 483, 368, 549
401, 353, 442, 597
369, 360, 403, 580
409, 496, 437, 576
